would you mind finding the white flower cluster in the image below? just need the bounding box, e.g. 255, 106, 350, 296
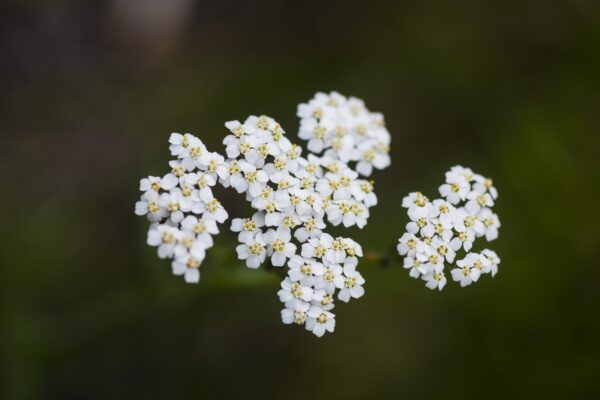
224, 107, 384, 337
135, 133, 229, 283
297, 91, 391, 177
397, 166, 501, 290
135, 92, 391, 337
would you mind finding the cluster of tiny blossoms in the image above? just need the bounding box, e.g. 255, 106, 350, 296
135, 134, 229, 283
135, 92, 391, 337
227, 92, 389, 337
397, 166, 501, 290
297, 91, 391, 177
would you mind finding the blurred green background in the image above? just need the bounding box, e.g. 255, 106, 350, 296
1, 0, 599, 399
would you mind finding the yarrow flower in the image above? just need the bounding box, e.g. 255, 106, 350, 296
297, 91, 391, 177
397, 166, 501, 290
135, 133, 230, 285
135, 91, 391, 337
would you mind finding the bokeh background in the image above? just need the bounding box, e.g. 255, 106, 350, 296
2, 0, 599, 399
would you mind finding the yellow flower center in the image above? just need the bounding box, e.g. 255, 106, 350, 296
193, 221, 207, 234
249, 242, 264, 255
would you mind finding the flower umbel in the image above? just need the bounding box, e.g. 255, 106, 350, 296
397, 166, 501, 290
135, 91, 391, 337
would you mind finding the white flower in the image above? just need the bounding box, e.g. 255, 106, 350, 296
327, 200, 368, 228
429, 199, 455, 225
399, 166, 500, 290
203, 151, 227, 179
147, 224, 181, 259
183, 172, 216, 202
314, 263, 343, 294
230, 161, 269, 197
230, 213, 265, 243
451, 253, 486, 287
351, 180, 377, 207
306, 306, 335, 337
424, 271, 447, 290
334, 263, 365, 302
281, 300, 310, 325
264, 227, 297, 267
171, 252, 203, 283
294, 216, 326, 242
311, 289, 335, 311
169, 133, 208, 170
278, 278, 313, 302
416, 242, 445, 275
135, 191, 168, 222
478, 208, 501, 241
397, 233, 423, 256
482, 249, 501, 277
439, 174, 470, 204
465, 189, 494, 215
288, 256, 324, 286
202, 198, 228, 223
224, 119, 256, 139
159, 189, 191, 223
298, 118, 333, 153
449, 229, 475, 252
403, 255, 423, 278
356, 144, 390, 177
180, 216, 219, 248
139, 174, 178, 195
235, 232, 267, 269
473, 175, 498, 200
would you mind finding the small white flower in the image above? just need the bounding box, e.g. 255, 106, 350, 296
294, 216, 326, 242
451, 253, 486, 287
281, 300, 310, 325
159, 189, 191, 223
465, 189, 494, 215
334, 264, 365, 302
311, 290, 335, 311
403, 255, 423, 278
351, 180, 377, 207
147, 224, 181, 259
135, 191, 168, 222
478, 208, 501, 241
224, 119, 256, 139
171, 252, 204, 283
439, 174, 470, 204
416, 243, 445, 275
397, 233, 423, 256
202, 198, 228, 223
288, 256, 324, 286
424, 271, 447, 290
473, 174, 498, 200
230, 213, 265, 243
235, 232, 267, 269
278, 278, 314, 302
139, 174, 178, 195
306, 306, 336, 337
183, 172, 216, 202
313, 263, 343, 294
264, 227, 297, 267
481, 249, 501, 276
230, 161, 269, 197
180, 216, 219, 248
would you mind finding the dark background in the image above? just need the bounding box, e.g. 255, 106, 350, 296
1, 0, 599, 399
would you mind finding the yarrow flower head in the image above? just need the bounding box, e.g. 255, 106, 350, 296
135, 92, 391, 337
397, 166, 501, 290
297, 91, 391, 177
